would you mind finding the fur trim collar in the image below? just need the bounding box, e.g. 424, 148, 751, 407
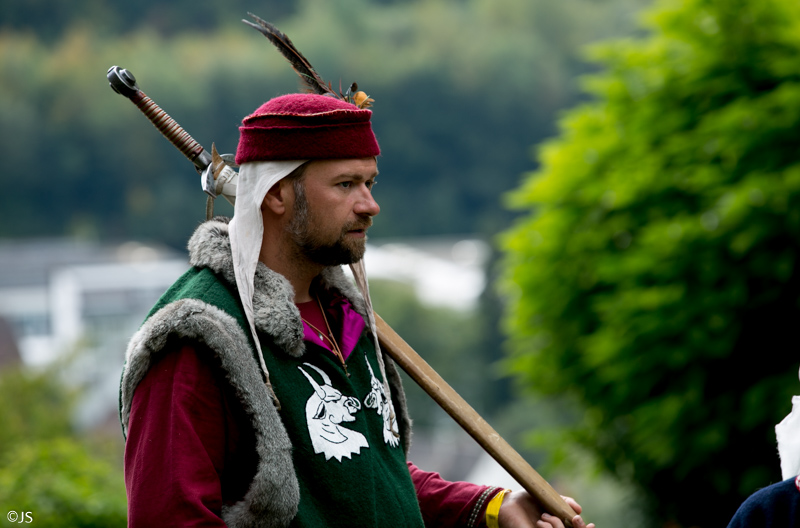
122, 298, 300, 527
187, 217, 370, 357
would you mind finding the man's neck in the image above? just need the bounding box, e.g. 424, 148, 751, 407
281, 264, 321, 304
259, 237, 323, 303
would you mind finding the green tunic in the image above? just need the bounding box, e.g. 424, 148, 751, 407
264, 334, 424, 528
139, 265, 424, 527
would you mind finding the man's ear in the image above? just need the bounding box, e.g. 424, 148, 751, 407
261, 179, 292, 216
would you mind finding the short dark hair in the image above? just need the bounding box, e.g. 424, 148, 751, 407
284, 161, 310, 186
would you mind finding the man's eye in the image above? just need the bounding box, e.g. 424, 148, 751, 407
366, 180, 376, 190
339, 181, 352, 188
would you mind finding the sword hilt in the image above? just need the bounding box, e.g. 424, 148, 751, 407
107, 65, 211, 172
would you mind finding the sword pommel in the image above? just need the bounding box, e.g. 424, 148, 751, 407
106, 65, 211, 172
107, 66, 141, 99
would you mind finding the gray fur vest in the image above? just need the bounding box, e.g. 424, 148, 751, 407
120, 218, 412, 528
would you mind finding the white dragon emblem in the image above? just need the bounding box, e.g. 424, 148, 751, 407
298, 363, 369, 462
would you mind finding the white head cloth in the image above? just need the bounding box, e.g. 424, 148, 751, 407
229, 160, 306, 381
228, 159, 390, 412
776, 365, 800, 479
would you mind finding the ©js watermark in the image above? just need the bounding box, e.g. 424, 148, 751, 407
5, 512, 33, 524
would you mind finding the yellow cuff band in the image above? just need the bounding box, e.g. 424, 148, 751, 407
485, 489, 510, 528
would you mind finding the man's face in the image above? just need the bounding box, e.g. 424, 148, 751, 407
287, 158, 380, 266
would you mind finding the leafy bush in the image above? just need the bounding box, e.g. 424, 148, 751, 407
0, 368, 127, 526
501, 0, 800, 524
0, 367, 73, 459
0, 438, 126, 527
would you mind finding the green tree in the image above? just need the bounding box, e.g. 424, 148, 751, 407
0, 0, 648, 247
0, 438, 127, 527
0, 367, 127, 527
0, 367, 74, 458
501, 0, 800, 525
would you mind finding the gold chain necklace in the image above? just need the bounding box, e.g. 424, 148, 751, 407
301, 295, 349, 377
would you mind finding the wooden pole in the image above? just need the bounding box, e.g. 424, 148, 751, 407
375, 313, 576, 527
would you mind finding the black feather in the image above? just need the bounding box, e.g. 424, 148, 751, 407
244, 13, 336, 97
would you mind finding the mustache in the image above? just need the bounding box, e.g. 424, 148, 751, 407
343, 217, 373, 232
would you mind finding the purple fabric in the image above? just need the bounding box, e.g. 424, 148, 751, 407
298, 294, 365, 360
335, 295, 366, 360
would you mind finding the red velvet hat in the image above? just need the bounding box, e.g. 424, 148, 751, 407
235, 93, 381, 164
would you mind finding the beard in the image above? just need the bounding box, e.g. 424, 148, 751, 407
287, 181, 371, 266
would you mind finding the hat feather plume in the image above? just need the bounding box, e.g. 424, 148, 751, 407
243, 13, 336, 97
244, 13, 374, 108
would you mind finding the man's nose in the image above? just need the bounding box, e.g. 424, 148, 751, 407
354, 186, 380, 217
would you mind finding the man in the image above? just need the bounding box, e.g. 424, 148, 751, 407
726, 371, 800, 527
120, 92, 592, 528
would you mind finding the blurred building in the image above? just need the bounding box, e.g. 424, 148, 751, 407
0, 238, 187, 427
365, 237, 490, 311
0, 239, 185, 362
0, 315, 21, 368
0, 236, 492, 463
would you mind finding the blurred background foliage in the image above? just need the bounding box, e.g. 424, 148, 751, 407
502, 0, 800, 524
0, 365, 127, 527
0, 0, 647, 245
4, 0, 799, 526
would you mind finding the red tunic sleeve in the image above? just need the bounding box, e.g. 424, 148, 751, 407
124, 343, 238, 528
408, 461, 501, 528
